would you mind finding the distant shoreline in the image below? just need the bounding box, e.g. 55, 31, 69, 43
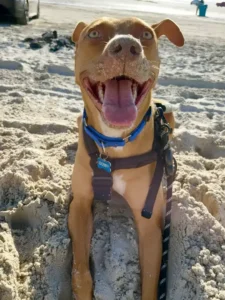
41, 0, 225, 21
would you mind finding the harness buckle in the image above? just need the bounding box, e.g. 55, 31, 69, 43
160, 125, 172, 150
155, 107, 176, 178
164, 148, 174, 177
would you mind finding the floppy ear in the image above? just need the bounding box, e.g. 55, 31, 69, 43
151, 19, 184, 47
72, 21, 87, 43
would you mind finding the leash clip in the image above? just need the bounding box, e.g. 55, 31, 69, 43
97, 142, 111, 173
101, 142, 106, 154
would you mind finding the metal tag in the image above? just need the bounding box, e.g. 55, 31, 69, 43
97, 157, 111, 173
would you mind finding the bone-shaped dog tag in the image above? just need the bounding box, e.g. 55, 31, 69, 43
97, 157, 111, 173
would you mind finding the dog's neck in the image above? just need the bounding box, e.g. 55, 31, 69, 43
83, 94, 155, 158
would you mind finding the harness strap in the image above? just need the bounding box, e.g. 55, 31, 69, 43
92, 173, 113, 201
83, 132, 113, 200
110, 151, 158, 171
141, 156, 164, 219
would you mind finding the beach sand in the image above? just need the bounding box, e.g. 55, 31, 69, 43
0, 3, 225, 300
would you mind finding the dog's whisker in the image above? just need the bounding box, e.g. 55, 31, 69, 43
100, 41, 108, 45
151, 65, 160, 71
150, 61, 160, 66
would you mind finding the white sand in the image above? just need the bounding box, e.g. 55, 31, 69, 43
0, 3, 225, 300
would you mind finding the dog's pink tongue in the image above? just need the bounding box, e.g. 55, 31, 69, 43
102, 79, 137, 126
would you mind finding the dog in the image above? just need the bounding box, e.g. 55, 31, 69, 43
68, 17, 184, 300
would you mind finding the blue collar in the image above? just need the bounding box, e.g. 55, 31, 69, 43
82, 107, 151, 148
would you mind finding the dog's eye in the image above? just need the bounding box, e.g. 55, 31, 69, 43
142, 31, 153, 40
88, 30, 101, 38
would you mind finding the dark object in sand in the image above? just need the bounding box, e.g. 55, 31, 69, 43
23, 30, 74, 51
216, 2, 225, 6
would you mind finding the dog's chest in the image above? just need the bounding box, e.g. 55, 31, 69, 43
112, 174, 126, 196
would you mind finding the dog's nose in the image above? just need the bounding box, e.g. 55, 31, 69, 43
107, 35, 142, 57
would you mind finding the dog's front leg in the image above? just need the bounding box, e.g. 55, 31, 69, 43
132, 208, 162, 300
125, 176, 164, 300
68, 161, 93, 300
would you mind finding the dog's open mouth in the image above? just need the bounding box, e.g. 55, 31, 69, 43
83, 76, 152, 127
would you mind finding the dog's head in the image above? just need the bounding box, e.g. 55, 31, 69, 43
72, 17, 184, 130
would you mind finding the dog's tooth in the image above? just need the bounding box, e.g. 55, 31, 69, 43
133, 87, 137, 100
98, 83, 104, 103
132, 83, 138, 99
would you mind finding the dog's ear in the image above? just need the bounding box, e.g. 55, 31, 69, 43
72, 21, 87, 43
151, 19, 184, 47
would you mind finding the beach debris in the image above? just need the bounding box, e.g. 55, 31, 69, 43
23, 30, 74, 51
216, 2, 225, 6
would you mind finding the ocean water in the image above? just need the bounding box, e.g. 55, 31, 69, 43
41, 0, 225, 20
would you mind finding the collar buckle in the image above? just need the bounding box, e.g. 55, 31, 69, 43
123, 135, 131, 144
101, 142, 106, 154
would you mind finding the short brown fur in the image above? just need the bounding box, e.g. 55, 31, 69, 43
68, 17, 184, 300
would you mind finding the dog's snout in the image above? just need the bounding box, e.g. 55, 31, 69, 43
108, 35, 142, 57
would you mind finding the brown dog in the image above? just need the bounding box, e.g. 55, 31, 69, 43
68, 17, 184, 300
